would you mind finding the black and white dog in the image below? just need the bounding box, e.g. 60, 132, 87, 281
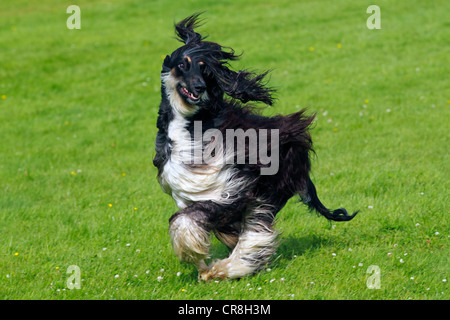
153, 14, 358, 280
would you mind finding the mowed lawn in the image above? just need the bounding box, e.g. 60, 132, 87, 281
0, 0, 448, 299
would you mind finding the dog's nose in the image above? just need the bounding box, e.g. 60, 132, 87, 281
193, 81, 206, 94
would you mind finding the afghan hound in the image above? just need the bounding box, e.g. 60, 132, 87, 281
153, 13, 358, 280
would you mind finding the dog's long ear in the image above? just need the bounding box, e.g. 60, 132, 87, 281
175, 13, 205, 45
216, 67, 275, 105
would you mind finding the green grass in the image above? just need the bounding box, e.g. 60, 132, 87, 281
0, 0, 448, 300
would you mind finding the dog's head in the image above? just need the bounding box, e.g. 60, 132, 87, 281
161, 13, 274, 109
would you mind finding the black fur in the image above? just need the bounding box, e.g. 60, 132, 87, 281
153, 14, 358, 279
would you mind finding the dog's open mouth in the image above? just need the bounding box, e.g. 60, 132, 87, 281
178, 84, 200, 101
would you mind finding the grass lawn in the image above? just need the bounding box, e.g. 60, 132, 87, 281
0, 0, 448, 300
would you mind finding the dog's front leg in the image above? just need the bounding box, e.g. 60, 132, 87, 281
168, 202, 217, 275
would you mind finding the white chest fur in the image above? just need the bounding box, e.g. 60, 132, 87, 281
159, 72, 245, 209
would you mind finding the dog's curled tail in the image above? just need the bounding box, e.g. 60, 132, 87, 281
301, 177, 359, 222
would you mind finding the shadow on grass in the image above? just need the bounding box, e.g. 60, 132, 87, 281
276, 234, 333, 261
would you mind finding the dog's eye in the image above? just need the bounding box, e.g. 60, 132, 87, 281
178, 63, 185, 69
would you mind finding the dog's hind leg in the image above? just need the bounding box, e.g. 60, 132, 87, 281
213, 221, 241, 250
169, 205, 214, 273
200, 202, 278, 280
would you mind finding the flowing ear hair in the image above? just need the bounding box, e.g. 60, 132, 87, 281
175, 13, 206, 45
216, 67, 275, 105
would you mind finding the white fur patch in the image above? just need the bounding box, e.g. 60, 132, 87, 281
169, 214, 210, 264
